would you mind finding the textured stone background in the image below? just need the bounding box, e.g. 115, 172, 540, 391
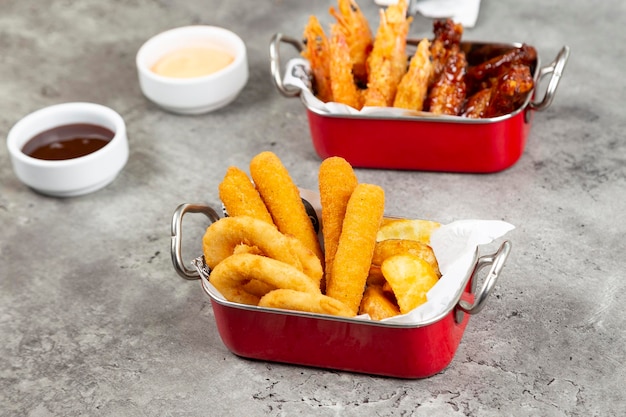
1, 1, 624, 416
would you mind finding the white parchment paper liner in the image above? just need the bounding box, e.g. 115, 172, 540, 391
196, 187, 514, 325
284, 58, 462, 121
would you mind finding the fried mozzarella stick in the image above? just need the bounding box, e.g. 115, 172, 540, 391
250, 151, 324, 263
393, 38, 433, 111
318, 157, 358, 290
219, 166, 274, 224
326, 183, 385, 314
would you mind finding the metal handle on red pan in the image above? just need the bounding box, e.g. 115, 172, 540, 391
529, 45, 571, 111
171, 203, 220, 280
458, 240, 511, 315
270, 32, 304, 97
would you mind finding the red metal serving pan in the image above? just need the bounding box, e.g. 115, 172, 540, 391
171, 203, 511, 378
270, 34, 570, 173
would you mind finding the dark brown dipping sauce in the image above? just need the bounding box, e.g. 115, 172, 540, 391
22, 123, 115, 160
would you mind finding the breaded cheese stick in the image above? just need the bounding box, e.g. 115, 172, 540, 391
318, 156, 358, 290
326, 183, 385, 314
249, 151, 324, 263
219, 166, 274, 224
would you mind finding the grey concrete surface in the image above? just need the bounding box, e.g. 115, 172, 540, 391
1, 0, 624, 416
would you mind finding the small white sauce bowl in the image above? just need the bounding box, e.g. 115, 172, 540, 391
6, 102, 129, 197
136, 25, 249, 114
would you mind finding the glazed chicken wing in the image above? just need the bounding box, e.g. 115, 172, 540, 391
425, 45, 467, 115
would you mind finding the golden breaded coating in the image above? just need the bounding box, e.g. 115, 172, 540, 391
329, 0, 373, 85
210, 254, 321, 306
363, 0, 411, 107
326, 183, 385, 314
259, 288, 355, 318
249, 151, 324, 263
393, 38, 433, 111
329, 24, 364, 109
202, 215, 300, 272
219, 166, 274, 224
302, 15, 333, 103
284, 235, 323, 290
318, 156, 358, 291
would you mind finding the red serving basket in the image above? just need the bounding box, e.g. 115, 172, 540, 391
270, 35, 570, 173
171, 203, 511, 378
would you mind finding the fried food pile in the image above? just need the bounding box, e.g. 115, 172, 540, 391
302, 0, 537, 118
204, 151, 442, 320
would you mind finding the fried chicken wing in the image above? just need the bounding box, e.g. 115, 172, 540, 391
430, 18, 463, 84
463, 87, 492, 118
468, 43, 537, 82
425, 45, 467, 115
486, 63, 534, 117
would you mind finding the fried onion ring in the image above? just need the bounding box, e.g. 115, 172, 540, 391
285, 235, 323, 289
209, 254, 321, 306
202, 216, 301, 271
259, 289, 355, 318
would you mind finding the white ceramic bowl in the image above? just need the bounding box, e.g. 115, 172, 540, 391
6, 102, 129, 197
136, 25, 248, 114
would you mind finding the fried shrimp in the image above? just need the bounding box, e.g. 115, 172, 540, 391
326, 183, 385, 314
249, 151, 324, 263
329, 24, 364, 109
210, 254, 321, 306
318, 156, 358, 291
202, 215, 300, 271
393, 38, 433, 111
219, 166, 274, 224
329, 0, 373, 85
363, 0, 412, 107
302, 15, 333, 103
259, 289, 355, 317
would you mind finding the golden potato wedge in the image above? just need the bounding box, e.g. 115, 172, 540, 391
370, 239, 441, 277
359, 285, 400, 320
380, 254, 439, 314
376, 218, 441, 243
